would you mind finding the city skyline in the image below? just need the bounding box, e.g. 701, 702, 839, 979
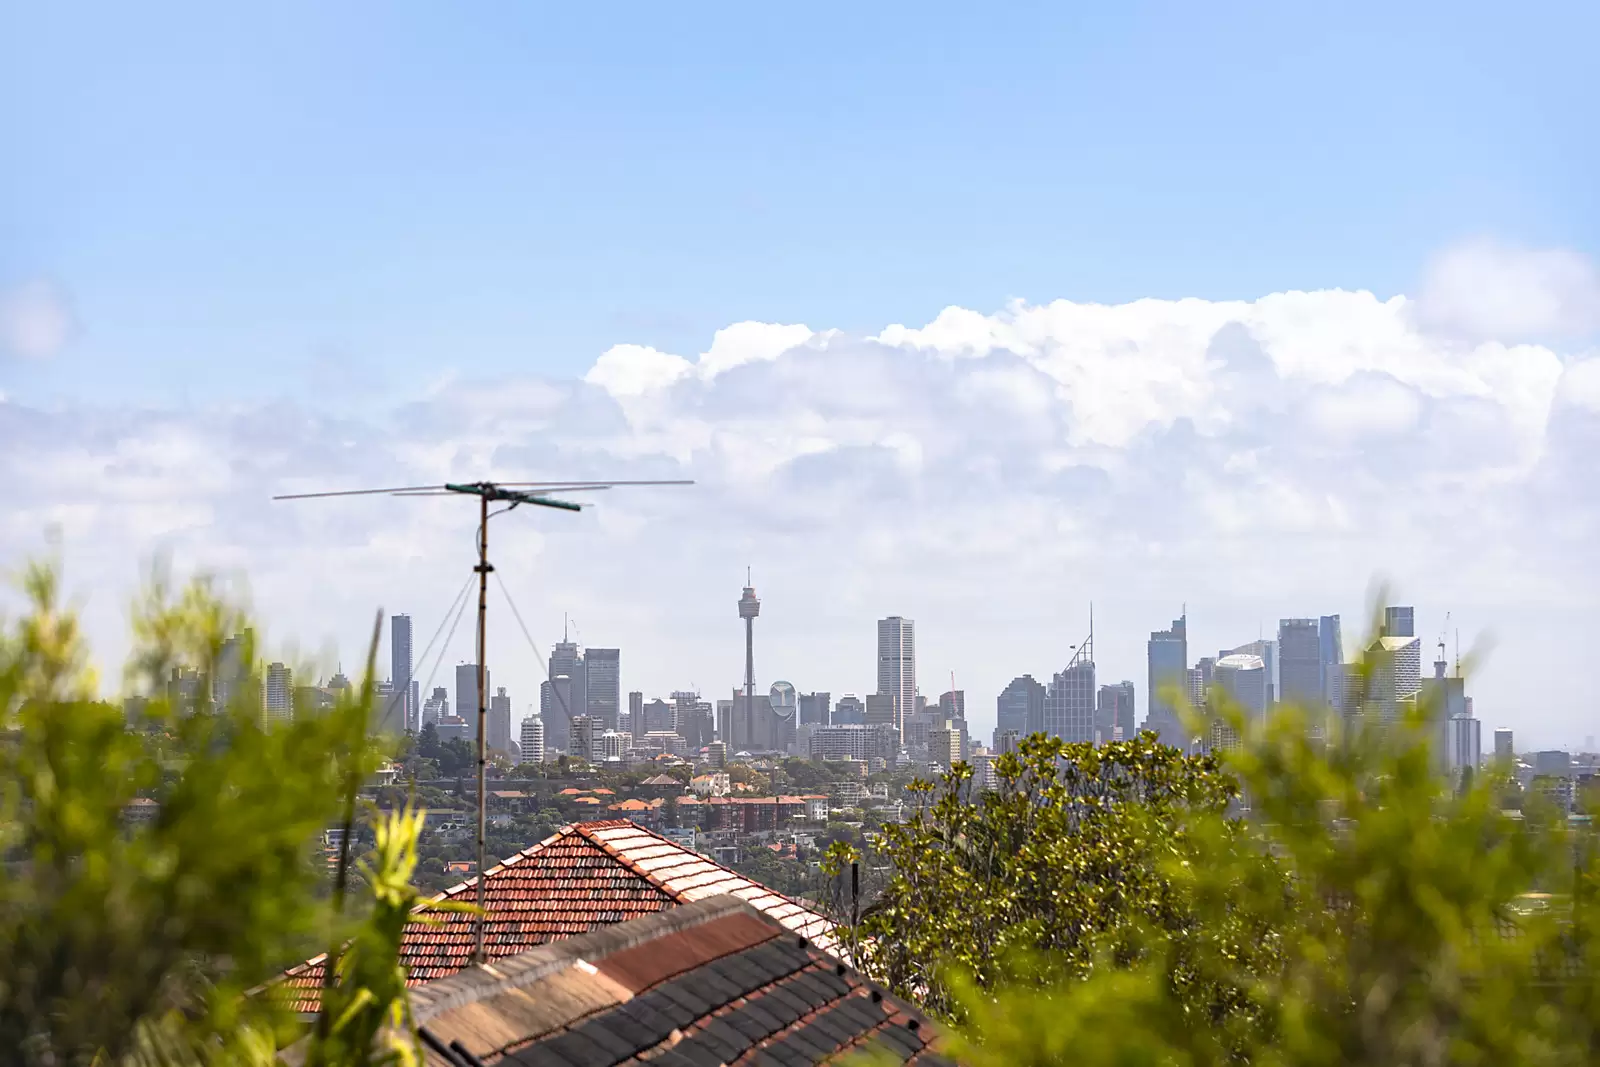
376, 580, 1521, 754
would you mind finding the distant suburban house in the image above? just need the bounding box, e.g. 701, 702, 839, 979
690, 771, 731, 797
274, 819, 837, 1014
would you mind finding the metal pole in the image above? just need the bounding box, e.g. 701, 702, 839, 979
473, 491, 491, 965
851, 860, 860, 927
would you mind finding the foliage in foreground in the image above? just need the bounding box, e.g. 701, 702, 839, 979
0, 561, 406, 1066
839, 685, 1600, 1065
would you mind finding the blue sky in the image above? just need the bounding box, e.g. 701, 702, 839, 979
4, 1, 1595, 403
3, 2, 1599, 747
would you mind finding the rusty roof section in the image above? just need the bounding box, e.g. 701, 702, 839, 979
275, 820, 837, 1014
406, 894, 952, 1067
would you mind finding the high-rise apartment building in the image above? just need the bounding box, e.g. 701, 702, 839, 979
488, 687, 513, 754
584, 648, 621, 731
265, 662, 293, 724
570, 715, 596, 762
520, 716, 545, 765
930, 720, 963, 768
996, 675, 1045, 746
876, 617, 916, 743
421, 686, 448, 728
390, 614, 413, 731
1096, 681, 1136, 742
1278, 619, 1322, 707
809, 724, 898, 762
798, 691, 831, 726
1145, 613, 1188, 745
1042, 644, 1096, 744
833, 695, 865, 725
1187, 657, 1216, 710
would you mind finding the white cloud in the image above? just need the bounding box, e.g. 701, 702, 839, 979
4, 271, 1600, 748
0, 280, 75, 359
1415, 239, 1600, 340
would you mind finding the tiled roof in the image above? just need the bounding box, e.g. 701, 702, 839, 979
275, 820, 836, 1014
405, 894, 953, 1067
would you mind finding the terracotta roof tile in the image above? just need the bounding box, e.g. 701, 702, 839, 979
405, 895, 945, 1066
275, 820, 836, 1014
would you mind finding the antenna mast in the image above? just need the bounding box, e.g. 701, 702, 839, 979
275, 475, 691, 966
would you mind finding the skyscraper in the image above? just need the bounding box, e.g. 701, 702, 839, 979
876, 616, 916, 743
1446, 716, 1481, 773
584, 648, 621, 731
834, 695, 865, 726
1361, 636, 1422, 723
626, 690, 643, 735
1096, 681, 1136, 742
1042, 642, 1096, 744
549, 634, 586, 725
937, 690, 965, 720
1318, 615, 1344, 705
1145, 613, 1188, 745
1278, 619, 1322, 707
864, 693, 899, 737
996, 675, 1045, 747
390, 614, 413, 731
1213, 654, 1269, 720
455, 663, 488, 743
1383, 605, 1416, 639
265, 662, 293, 724
488, 687, 513, 754
1494, 728, 1514, 761
541, 675, 573, 754
798, 691, 832, 726
1227, 639, 1278, 705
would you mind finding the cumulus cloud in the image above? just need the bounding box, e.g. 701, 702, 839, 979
1415, 239, 1600, 340
0, 280, 76, 359
3, 275, 1599, 746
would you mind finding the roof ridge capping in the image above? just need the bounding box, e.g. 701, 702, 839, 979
407, 893, 763, 1027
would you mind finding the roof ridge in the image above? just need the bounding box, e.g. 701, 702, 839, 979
423, 822, 585, 909
573, 819, 816, 914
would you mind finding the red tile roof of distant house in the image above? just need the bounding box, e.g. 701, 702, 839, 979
404, 895, 949, 1066
274, 820, 837, 1014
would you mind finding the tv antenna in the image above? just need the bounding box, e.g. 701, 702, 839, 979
275, 477, 690, 964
